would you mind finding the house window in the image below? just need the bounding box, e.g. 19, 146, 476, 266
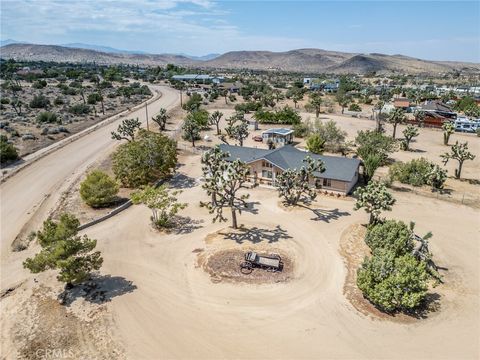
262, 161, 272, 168
262, 170, 273, 179
323, 178, 332, 187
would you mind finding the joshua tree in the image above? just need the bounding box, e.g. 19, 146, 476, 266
440, 141, 475, 179
426, 164, 447, 191
292, 91, 303, 109
225, 113, 249, 146
152, 108, 169, 131
209, 110, 223, 135
201, 156, 250, 229
309, 92, 322, 118
414, 109, 425, 127
401, 125, 419, 151
442, 122, 455, 145
182, 116, 200, 147
201, 146, 230, 205
337, 93, 349, 114
222, 89, 229, 104
275, 156, 325, 206
374, 100, 385, 132
386, 108, 406, 139
111, 118, 141, 142
353, 181, 396, 225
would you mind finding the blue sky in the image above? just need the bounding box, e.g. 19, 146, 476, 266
1, 0, 479, 62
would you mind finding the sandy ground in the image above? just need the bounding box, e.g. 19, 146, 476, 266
1, 91, 479, 359
67, 153, 478, 359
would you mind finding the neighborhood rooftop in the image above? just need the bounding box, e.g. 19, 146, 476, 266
262, 128, 294, 135
219, 144, 361, 182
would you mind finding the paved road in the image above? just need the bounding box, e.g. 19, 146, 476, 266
0, 85, 180, 257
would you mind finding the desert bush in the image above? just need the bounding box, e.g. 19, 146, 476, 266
389, 158, 434, 187
80, 170, 119, 208
69, 103, 91, 115
87, 92, 103, 105
365, 220, 414, 257
112, 129, 177, 188
234, 101, 262, 113
306, 133, 325, 154
292, 122, 310, 138
36, 111, 60, 124
0, 135, 19, 163
32, 80, 47, 89
254, 105, 301, 125
54, 96, 64, 106
357, 249, 430, 312
29, 94, 50, 109
348, 103, 362, 112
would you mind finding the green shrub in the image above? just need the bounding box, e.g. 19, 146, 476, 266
29, 94, 50, 109
69, 103, 91, 115
0, 135, 19, 163
348, 103, 362, 112
36, 111, 60, 124
32, 80, 47, 89
357, 249, 430, 312
292, 122, 310, 138
306, 133, 325, 154
365, 220, 414, 257
234, 101, 262, 113
80, 170, 119, 208
53, 97, 64, 106
389, 158, 433, 187
254, 105, 301, 125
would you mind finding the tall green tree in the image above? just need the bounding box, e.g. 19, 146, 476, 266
353, 181, 395, 225
112, 129, 177, 187
275, 157, 325, 206
440, 141, 475, 179
23, 214, 103, 287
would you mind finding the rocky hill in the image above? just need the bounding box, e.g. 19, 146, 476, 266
1, 43, 479, 75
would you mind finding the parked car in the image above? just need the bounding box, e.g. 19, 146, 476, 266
252, 135, 263, 142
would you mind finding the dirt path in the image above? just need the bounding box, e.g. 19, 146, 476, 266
0, 85, 180, 289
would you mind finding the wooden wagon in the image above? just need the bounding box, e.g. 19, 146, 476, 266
240, 251, 283, 274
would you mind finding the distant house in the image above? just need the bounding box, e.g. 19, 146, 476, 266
219, 144, 361, 194
261, 128, 294, 146
171, 74, 224, 84
416, 100, 457, 128
394, 98, 411, 109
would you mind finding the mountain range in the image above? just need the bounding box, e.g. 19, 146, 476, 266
1, 42, 479, 75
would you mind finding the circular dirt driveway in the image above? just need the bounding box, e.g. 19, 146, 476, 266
86, 184, 479, 360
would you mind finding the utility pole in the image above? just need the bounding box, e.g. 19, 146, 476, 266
145, 102, 149, 131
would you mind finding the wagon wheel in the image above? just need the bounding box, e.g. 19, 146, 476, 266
240, 262, 253, 274
271, 254, 282, 262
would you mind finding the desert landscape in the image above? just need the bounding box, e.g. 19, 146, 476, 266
1, 1, 479, 359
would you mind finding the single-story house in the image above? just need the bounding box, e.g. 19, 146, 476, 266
261, 128, 294, 146
219, 144, 361, 195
